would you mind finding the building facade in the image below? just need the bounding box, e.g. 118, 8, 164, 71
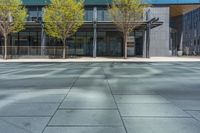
0, 0, 200, 58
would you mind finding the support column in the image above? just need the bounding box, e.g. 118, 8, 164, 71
146, 9, 151, 58
146, 23, 151, 58
93, 7, 97, 58
93, 24, 97, 58
41, 23, 46, 56
41, 8, 46, 56
143, 30, 147, 58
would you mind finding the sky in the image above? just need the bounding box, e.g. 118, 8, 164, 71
145, 0, 200, 4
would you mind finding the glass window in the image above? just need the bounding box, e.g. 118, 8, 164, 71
29, 32, 38, 46
104, 10, 112, 21
11, 33, 18, 46
28, 11, 42, 21
85, 9, 93, 21
97, 8, 112, 22
27, 6, 42, 22
19, 32, 29, 46
97, 9, 104, 21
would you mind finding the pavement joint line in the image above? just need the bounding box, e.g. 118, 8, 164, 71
117, 103, 179, 105
184, 111, 200, 123
3, 102, 63, 104
0, 116, 51, 118
0, 115, 53, 117
183, 110, 200, 111
46, 125, 124, 127
102, 67, 128, 133
115, 102, 171, 104
58, 108, 118, 110
121, 116, 192, 118
41, 67, 82, 133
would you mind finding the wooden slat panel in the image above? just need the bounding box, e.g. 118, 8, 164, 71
170, 5, 200, 17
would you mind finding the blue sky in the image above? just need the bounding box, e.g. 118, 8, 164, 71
146, 0, 200, 4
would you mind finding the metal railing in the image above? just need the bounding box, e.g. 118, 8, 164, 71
0, 46, 86, 59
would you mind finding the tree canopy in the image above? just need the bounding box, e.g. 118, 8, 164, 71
109, 0, 145, 58
44, 0, 84, 42
0, 0, 27, 36
0, 0, 28, 59
44, 0, 84, 58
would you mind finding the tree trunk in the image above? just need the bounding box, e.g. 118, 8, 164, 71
63, 39, 66, 59
4, 35, 7, 60
124, 33, 128, 59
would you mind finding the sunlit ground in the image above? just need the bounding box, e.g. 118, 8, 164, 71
0, 62, 200, 133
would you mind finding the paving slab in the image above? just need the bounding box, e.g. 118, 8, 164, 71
43, 127, 126, 133
158, 90, 200, 100
80, 67, 104, 75
0, 78, 75, 90
0, 88, 70, 95
60, 93, 116, 109
79, 68, 105, 78
118, 103, 189, 117
171, 100, 200, 110
49, 110, 123, 126
3, 94, 66, 103
111, 88, 157, 95
54, 68, 83, 75
1, 62, 200, 133
0, 103, 59, 116
104, 68, 150, 75
114, 95, 169, 103
15, 70, 53, 75
108, 78, 153, 90
0, 117, 50, 133
123, 117, 200, 133
74, 78, 108, 87
69, 87, 111, 95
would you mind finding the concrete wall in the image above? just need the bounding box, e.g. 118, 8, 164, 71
145, 7, 170, 57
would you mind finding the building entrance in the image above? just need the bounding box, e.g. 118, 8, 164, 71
97, 31, 122, 57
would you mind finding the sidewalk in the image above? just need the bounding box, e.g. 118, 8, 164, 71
1, 62, 200, 133
1, 56, 200, 63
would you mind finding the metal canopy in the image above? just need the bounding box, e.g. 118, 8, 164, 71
83, 21, 163, 30
26, 21, 163, 31
26, 19, 163, 59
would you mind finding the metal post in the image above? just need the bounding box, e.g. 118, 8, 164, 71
146, 9, 151, 58
93, 7, 97, 58
93, 24, 97, 58
146, 22, 151, 58
41, 22, 46, 56
41, 8, 46, 56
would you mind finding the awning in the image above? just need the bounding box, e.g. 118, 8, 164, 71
170, 4, 200, 17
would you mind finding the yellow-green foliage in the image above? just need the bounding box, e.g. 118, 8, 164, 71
44, 0, 84, 42
108, 0, 145, 59
109, 0, 145, 33
0, 0, 28, 36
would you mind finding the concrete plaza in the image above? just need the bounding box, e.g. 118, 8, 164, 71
0, 62, 200, 133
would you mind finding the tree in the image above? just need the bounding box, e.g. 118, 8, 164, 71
0, 0, 27, 59
44, 0, 84, 59
109, 0, 145, 59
